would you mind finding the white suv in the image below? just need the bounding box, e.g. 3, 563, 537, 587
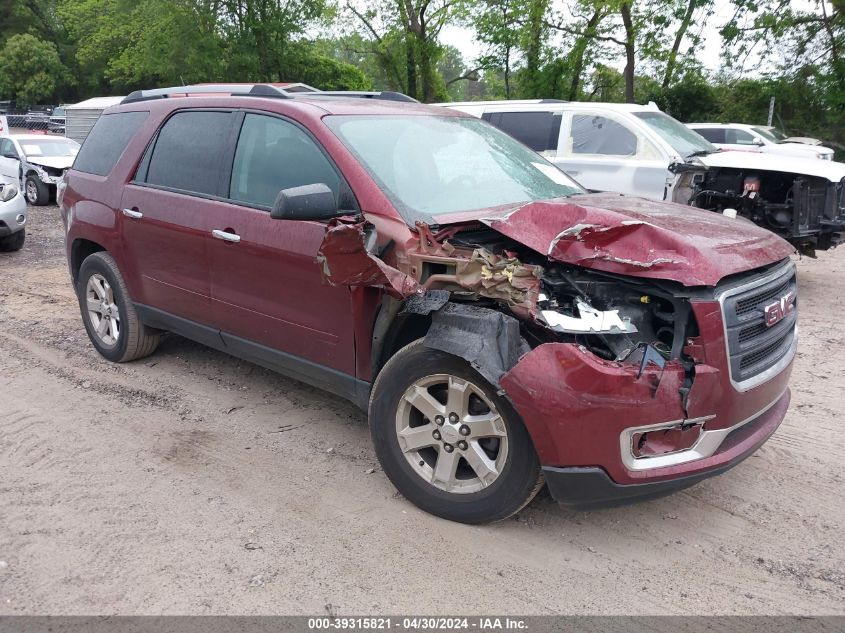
441, 100, 845, 254
687, 122, 834, 161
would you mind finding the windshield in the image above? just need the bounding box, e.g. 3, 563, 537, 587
325, 115, 584, 222
634, 111, 717, 158
752, 126, 783, 143
20, 138, 79, 158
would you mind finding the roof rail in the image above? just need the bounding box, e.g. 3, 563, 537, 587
121, 83, 319, 104
120, 84, 417, 105
308, 91, 418, 103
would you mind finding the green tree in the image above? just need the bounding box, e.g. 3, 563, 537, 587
346, 0, 460, 102
283, 50, 374, 90
470, 0, 524, 98
0, 33, 66, 104
0, 0, 58, 45
59, 0, 225, 92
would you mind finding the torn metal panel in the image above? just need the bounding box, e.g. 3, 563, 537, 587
683, 364, 722, 420
423, 302, 530, 387
473, 193, 795, 286
316, 219, 423, 299
452, 248, 542, 319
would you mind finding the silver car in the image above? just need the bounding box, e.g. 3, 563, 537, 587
0, 177, 27, 251
0, 134, 80, 205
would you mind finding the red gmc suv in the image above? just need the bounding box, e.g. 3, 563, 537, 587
60, 84, 797, 523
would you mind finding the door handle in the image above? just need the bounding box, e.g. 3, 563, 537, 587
122, 208, 143, 219
212, 229, 241, 243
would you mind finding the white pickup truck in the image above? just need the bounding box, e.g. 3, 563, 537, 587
442, 100, 845, 255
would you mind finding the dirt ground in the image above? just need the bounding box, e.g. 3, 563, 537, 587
0, 203, 843, 616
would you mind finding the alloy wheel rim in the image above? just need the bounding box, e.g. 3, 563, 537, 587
26, 180, 37, 203
85, 273, 120, 346
395, 374, 509, 494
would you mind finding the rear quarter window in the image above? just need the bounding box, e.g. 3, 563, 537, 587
72, 111, 149, 176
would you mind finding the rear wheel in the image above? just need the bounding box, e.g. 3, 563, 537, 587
0, 229, 25, 252
77, 252, 160, 362
369, 339, 543, 523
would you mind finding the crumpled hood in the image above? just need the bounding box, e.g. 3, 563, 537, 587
27, 156, 74, 170
698, 150, 845, 181
441, 193, 795, 287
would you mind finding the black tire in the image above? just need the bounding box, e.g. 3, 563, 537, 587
0, 229, 25, 252
25, 175, 50, 206
369, 339, 543, 524
76, 251, 160, 362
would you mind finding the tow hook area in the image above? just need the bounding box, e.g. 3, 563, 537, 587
631, 422, 703, 458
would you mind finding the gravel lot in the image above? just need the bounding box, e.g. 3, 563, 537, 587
0, 203, 843, 615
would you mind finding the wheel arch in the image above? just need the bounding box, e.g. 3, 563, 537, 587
70, 238, 107, 283
372, 297, 530, 391
371, 296, 434, 381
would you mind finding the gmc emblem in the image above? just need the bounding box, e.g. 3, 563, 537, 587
763, 291, 796, 327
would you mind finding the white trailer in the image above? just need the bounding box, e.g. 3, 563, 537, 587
64, 96, 125, 144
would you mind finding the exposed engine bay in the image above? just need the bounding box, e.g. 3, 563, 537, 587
676, 166, 845, 255
435, 226, 698, 369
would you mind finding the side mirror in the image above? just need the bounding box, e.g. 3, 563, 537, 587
752, 137, 764, 146
2, 152, 18, 160
270, 183, 338, 221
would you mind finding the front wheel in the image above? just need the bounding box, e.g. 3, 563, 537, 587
369, 339, 543, 524
25, 176, 50, 206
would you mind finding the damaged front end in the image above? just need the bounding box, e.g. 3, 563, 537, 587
316, 201, 793, 501
677, 166, 845, 256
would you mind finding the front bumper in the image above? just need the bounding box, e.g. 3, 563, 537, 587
0, 191, 27, 236
542, 388, 789, 507
499, 296, 794, 505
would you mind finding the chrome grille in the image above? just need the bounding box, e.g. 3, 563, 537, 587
720, 262, 797, 387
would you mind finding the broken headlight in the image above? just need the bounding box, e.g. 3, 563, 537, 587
538, 268, 684, 362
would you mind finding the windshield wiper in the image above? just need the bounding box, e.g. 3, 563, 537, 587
686, 149, 718, 159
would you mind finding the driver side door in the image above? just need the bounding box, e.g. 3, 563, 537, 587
206, 111, 357, 376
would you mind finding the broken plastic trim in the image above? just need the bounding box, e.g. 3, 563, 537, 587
537, 294, 638, 335
423, 302, 530, 388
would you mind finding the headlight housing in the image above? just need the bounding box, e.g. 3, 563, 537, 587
537, 265, 695, 363
0, 184, 18, 202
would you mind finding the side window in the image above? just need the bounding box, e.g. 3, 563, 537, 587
143, 111, 231, 196
569, 114, 638, 156
693, 128, 725, 144
229, 113, 340, 208
0, 139, 14, 157
726, 128, 757, 145
73, 111, 149, 176
485, 111, 561, 152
